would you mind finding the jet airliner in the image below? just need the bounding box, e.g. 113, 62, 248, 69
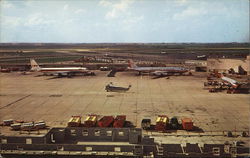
128, 59, 188, 76
30, 59, 89, 77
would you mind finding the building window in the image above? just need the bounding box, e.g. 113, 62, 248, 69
70, 129, 77, 136
17, 146, 23, 150
230, 147, 236, 155
118, 131, 124, 136
82, 130, 88, 136
95, 130, 100, 136
57, 146, 64, 151
86, 147, 92, 151
1, 139, 7, 144
107, 130, 112, 136
212, 147, 220, 156
114, 147, 121, 152
26, 138, 32, 144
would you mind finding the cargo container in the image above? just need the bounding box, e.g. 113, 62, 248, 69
37, 120, 45, 123
84, 115, 97, 127
181, 118, 194, 131
98, 116, 114, 127
3, 119, 14, 126
113, 115, 126, 128
15, 120, 25, 123
68, 116, 81, 127
0, 68, 11, 73
21, 122, 34, 131
34, 122, 46, 130
10, 123, 21, 130
155, 115, 169, 131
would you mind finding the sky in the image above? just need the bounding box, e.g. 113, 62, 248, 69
0, 0, 249, 43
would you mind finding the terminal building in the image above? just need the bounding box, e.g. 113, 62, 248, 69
207, 55, 250, 75
1, 127, 249, 157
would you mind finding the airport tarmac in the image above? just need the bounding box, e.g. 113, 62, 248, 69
0, 71, 249, 136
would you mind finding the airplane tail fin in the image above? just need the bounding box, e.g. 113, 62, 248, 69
30, 59, 41, 71
128, 59, 138, 69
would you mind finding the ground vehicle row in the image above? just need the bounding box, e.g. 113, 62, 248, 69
141, 115, 194, 131
68, 115, 127, 128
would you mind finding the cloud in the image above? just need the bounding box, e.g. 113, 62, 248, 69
172, 1, 238, 22
99, 0, 134, 19
24, 13, 55, 26
99, 0, 112, 7
122, 15, 144, 25
23, 0, 35, 7
63, 4, 69, 10
1, 0, 14, 9
172, 6, 208, 20
1, 15, 21, 27
174, 0, 188, 6
122, 15, 144, 31
74, 9, 85, 14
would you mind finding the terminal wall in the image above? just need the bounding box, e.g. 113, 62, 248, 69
207, 55, 250, 74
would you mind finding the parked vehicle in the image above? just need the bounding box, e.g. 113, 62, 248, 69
155, 115, 169, 131
98, 116, 114, 127
141, 119, 151, 130
10, 123, 21, 130
84, 115, 97, 127
105, 82, 131, 92
170, 117, 180, 130
3, 119, 14, 126
113, 115, 126, 128
68, 116, 81, 127
182, 118, 194, 131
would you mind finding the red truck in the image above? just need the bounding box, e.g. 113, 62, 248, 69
182, 118, 194, 131
98, 116, 114, 127
113, 115, 126, 128
155, 115, 169, 131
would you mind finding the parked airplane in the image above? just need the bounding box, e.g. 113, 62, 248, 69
128, 59, 188, 76
209, 74, 249, 94
221, 76, 239, 88
30, 59, 90, 77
